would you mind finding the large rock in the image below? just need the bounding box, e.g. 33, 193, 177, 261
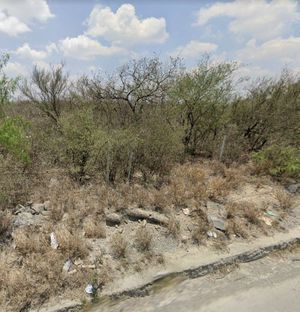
126, 208, 169, 225
106, 213, 122, 226
210, 216, 226, 232
206, 201, 227, 219
206, 201, 227, 232
13, 202, 49, 227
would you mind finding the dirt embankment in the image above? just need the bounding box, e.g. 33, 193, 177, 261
0, 160, 299, 311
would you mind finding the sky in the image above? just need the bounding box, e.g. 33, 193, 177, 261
1, 0, 300, 80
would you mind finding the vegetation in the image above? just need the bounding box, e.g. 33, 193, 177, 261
0, 52, 299, 311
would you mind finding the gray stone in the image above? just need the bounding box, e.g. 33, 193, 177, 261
13, 212, 44, 227
106, 213, 122, 226
210, 216, 226, 232
126, 208, 169, 225
207, 201, 227, 219
287, 184, 299, 194
32, 202, 48, 214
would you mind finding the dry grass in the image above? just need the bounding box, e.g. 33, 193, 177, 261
55, 228, 88, 259
13, 228, 49, 255
167, 215, 181, 238
207, 176, 229, 201
110, 233, 128, 258
0, 212, 12, 238
275, 189, 293, 211
243, 202, 263, 226
0, 249, 88, 311
83, 217, 106, 239
135, 226, 153, 251
225, 219, 249, 239
192, 209, 210, 244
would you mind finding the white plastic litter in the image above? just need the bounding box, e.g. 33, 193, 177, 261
50, 232, 59, 249
182, 208, 190, 216
63, 259, 72, 272
207, 231, 218, 238
85, 284, 95, 295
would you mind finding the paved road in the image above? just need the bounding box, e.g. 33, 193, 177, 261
89, 250, 300, 312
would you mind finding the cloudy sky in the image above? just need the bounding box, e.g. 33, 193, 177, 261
1, 0, 300, 79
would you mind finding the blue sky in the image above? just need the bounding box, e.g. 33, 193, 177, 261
1, 0, 300, 80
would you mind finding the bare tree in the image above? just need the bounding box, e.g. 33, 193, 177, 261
21, 64, 68, 124
88, 56, 181, 118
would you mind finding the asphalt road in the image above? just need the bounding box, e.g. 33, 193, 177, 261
90, 249, 300, 312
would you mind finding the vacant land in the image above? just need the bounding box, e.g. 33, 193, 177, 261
0, 54, 299, 311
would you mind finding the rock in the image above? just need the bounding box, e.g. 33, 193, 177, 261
181, 235, 188, 243
287, 184, 299, 194
13, 212, 44, 227
182, 208, 190, 216
141, 220, 147, 227
207, 201, 227, 219
210, 216, 226, 232
62, 259, 73, 272
50, 232, 59, 249
106, 213, 122, 226
13, 202, 50, 228
126, 208, 169, 225
31, 202, 48, 214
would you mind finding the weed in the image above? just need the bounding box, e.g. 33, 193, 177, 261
110, 233, 128, 258
135, 226, 153, 251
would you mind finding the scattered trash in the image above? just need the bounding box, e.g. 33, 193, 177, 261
82, 264, 96, 269
141, 219, 147, 227
85, 284, 95, 295
182, 208, 190, 216
63, 259, 73, 272
207, 231, 218, 238
50, 232, 59, 249
74, 259, 83, 266
266, 210, 278, 218
260, 215, 272, 226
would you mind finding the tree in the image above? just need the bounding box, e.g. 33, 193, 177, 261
21, 64, 68, 124
88, 56, 181, 121
231, 69, 300, 153
172, 56, 237, 155
0, 54, 19, 117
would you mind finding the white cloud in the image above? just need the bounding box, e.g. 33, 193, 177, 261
237, 37, 300, 67
14, 43, 57, 62
0, 0, 54, 36
196, 0, 300, 41
235, 65, 271, 80
59, 35, 125, 60
85, 4, 168, 45
171, 40, 218, 59
5, 61, 28, 77
15, 43, 48, 60
0, 12, 30, 36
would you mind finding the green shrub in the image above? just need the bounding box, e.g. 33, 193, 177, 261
57, 109, 96, 180
0, 117, 30, 164
252, 145, 300, 179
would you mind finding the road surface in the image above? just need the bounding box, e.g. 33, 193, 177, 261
89, 249, 300, 312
